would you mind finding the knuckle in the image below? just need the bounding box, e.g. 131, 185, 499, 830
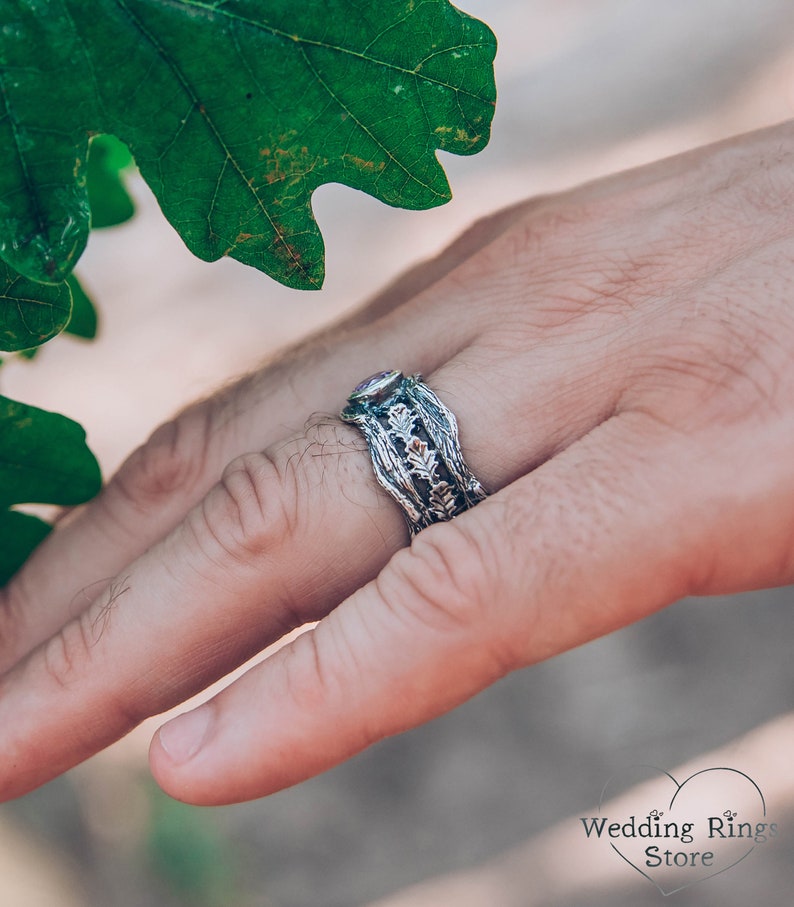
189, 418, 361, 566
281, 630, 331, 714
194, 449, 300, 562
382, 521, 495, 637
280, 628, 381, 750
494, 212, 678, 331
379, 520, 522, 676
42, 618, 147, 734
631, 293, 794, 426
42, 609, 98, 690
543, 247, 674, 328
112, 406, 214, 510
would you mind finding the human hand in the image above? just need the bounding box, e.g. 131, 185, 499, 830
2, 122, 794, 804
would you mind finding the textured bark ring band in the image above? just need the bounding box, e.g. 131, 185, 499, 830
340, 370, 488, 537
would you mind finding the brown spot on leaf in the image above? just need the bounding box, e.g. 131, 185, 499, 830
342, 154, 385, 173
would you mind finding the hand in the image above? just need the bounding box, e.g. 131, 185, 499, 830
2, 122, 794, 805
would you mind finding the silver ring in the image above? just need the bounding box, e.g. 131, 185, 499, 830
341, 370, 488, 536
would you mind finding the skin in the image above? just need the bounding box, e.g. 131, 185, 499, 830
2, 121, 794, 804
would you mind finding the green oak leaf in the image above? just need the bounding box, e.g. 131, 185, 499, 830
64, 274, 98, 339
0, 394, 101, 509
0, 0, 496, 289
0, 265, 98, 351
0, 258, 72, 351
86, 134, 136, 230
0, 381, 101, 584
0, 509, 51, 585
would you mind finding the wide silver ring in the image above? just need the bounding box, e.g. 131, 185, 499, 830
341, 370, 488, 537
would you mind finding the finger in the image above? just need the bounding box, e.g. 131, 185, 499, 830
0, 184, 608, 675
0, 241, 503, 671
3, 119, 772, 667
0, 328, 629, 801
147, 413, 692, 804
0, 189, 553, 664
0, 196, 530, 665
0, 418, 400, 800
149, 402, 794, 805
10, 127, 791, 796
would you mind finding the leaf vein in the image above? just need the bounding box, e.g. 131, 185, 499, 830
146, 0, 492, 103
113, 0, 316, 284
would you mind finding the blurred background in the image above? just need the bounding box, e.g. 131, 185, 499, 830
4, 1, 794, 904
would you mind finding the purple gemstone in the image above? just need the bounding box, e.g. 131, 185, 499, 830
349, 369, 403, 403
354, 370, 393, 394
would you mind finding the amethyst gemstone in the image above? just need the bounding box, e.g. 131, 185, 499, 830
348, 369, 403, 404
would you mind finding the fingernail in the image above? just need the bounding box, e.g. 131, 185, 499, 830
158, 704, 212, 764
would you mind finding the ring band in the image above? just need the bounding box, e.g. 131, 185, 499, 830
341, 370, 488, 536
